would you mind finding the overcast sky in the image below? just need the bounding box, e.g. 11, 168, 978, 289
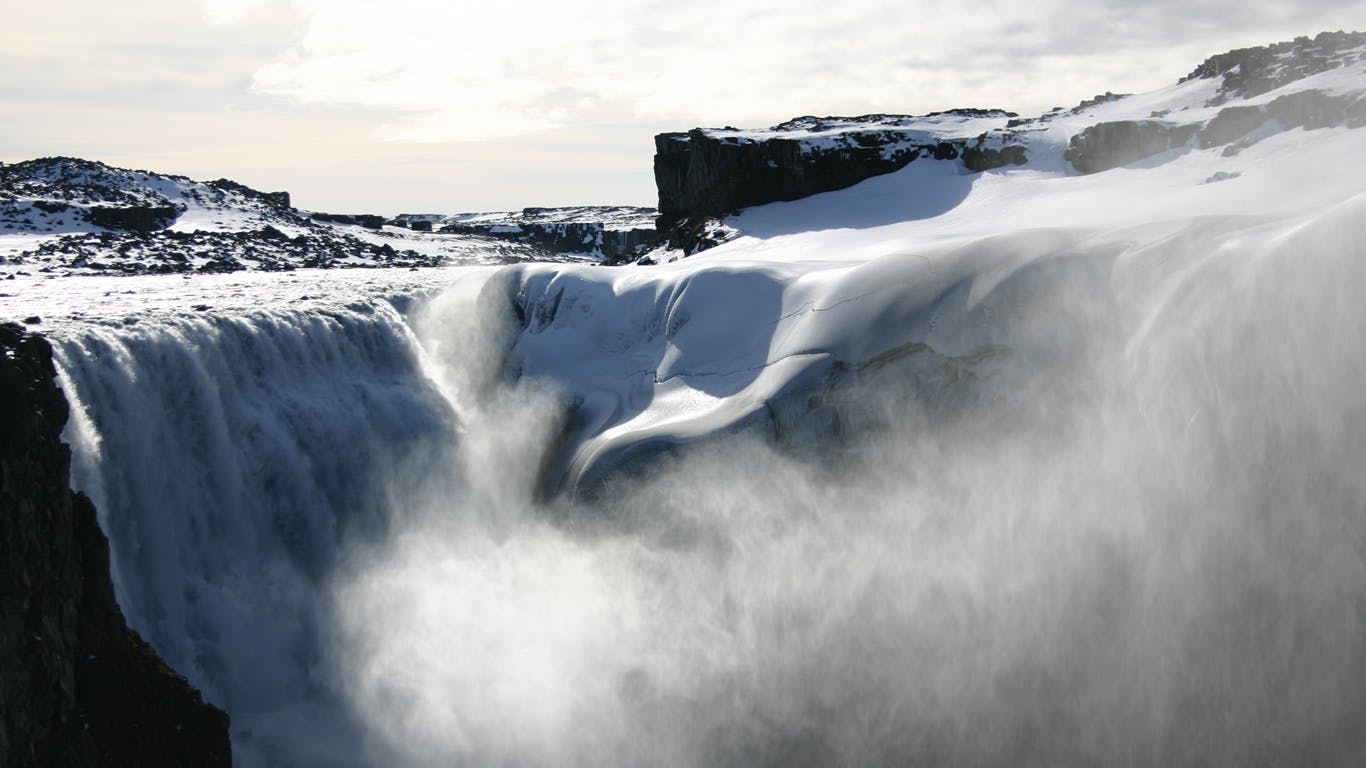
4, 1, 1363, 213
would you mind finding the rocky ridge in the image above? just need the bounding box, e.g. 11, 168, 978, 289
652, 31, 1366, 257
0, 158, 660, 276
0, 322, 231, 766
400, 206, 659, 264
652, 109, 1022, 241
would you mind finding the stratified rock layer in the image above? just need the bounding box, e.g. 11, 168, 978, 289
0, 322, 231, 767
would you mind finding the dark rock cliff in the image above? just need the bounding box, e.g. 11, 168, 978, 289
1181, 30, 1366, 105
652, 110, 1024, 232
1065, 121, 1200, 174
0, 322, 231, 767
1067, 87, 1366, 174
440, 218, 657, 262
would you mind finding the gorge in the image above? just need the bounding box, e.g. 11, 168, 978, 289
4, 31, 1366, 767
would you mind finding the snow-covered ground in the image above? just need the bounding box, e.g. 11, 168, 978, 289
0, 158, 613, 274
503, 88, 1366, 493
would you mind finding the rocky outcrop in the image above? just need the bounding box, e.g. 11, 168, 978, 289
207, 178, 291, 211
653, 110, 1019, 230
1181, 30, 1366, 105
653, 129, 907, 226
0, 323, 231, 767
1065, 83, 1366, 173
84, 204, 181, 232
961, 142, 1029, 172
1200, 89, 1365, 149
309, 212, 386, 229
425, 207, 660, 262
1065, 121, 1200, 174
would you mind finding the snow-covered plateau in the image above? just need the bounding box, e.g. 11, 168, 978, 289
5, 31, 1366, 768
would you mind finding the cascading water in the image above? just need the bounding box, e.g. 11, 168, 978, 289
51, 290, 471, 765
41, 193, 1366, 766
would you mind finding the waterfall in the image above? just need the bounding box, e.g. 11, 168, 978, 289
46, 193, 1366, 766
53, 295, 467, 765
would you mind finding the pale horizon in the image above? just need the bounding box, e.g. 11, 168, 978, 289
6, 0, 1364, 215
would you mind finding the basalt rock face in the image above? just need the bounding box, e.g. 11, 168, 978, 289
421, 206, 661, 263
1065, 121, 1200, 174
1182, 30, 1366, 105
653, 110, 1021, 230
653, 128, 911, 227
84, 204, 182, 232
0, 323, 231, 767
1064, 33, 1366, 174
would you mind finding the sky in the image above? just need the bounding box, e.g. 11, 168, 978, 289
3, 0, 1364, 214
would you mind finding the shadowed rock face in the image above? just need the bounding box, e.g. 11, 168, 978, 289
0, 322, 231, 768
653, 129, 921, 227
84, 204, 182, 232
1065, 121, 1200, 174
1181, 30, 1366, 105
651, 111, 1026, 253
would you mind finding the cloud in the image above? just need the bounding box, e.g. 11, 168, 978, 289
235, 0, 1366, 142
202, 0, 288, 25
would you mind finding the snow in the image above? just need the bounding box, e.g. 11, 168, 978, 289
498, 79, 1366, 493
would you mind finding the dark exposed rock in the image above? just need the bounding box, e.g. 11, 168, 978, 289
655, 215, 736, 259
438, 207, 660, 263
32, 200, 69, 214
1199, 106, 1269, 148
653, 111, 1024, 231
1065, 121, 1199, 174
206, 179, 291, 211
1200, 89, 1359, 149
962, 143, 1028, 172
654, 128, 916, 229
1265, 88, 1356, 129
1066, 92, 1130, 116
0, 323, 231, 767
84, 205, 180, 232
310, 212, 386, 229
1181, 31, 1366, 106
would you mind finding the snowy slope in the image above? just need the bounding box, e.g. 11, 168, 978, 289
0, 158, 598, 275
499, 41, 1366, 495
651, 31, 1366, 256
